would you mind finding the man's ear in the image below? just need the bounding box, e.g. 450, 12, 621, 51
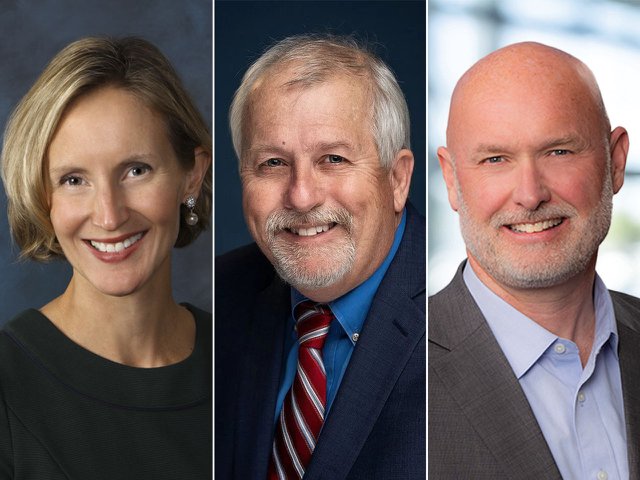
390, 149, 414, 213
185, 147, 211, 197
609, 126, 629, 194
437, 146, 459, 211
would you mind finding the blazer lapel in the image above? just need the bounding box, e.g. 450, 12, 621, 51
306, 294, 424, 479
234, 277, 289, 479
430, 264, 562, 478
612, 293, 640, 479
305, 206, 426, 479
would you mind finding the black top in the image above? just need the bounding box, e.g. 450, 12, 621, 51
0, 305, 211, 479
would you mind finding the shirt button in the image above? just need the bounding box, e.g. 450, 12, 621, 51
554, 343, 566, 354
577, 391, 586, 403
597, 470, 608, 480
351, 332, 360, 342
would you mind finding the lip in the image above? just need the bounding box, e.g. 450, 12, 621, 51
84, 231, 147, 263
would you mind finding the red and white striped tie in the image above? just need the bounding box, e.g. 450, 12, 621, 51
267, 301, 334, 479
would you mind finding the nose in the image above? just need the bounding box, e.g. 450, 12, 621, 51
92, 182, 129, 231
283, 163, 323, 212
512, 160, 550, 210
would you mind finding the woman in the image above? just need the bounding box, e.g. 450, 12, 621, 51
0, 37, 212, 479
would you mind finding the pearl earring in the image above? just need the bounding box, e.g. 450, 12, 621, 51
184, 195, 198, 226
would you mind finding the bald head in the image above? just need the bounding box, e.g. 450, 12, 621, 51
437, 41, 629, 292
446, 42, 610, 150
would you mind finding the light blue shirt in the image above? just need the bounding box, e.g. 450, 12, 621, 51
273, 209, 407, 423
464, 263, 628, 480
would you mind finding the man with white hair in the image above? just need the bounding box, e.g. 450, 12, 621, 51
430, 42, 639, 479
216, 35, 425, 479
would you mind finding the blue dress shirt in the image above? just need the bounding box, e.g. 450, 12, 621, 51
273, 209, 407, 423
464, 263, 628, 480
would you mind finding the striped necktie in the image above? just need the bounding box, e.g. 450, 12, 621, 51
267, 301, 334, 479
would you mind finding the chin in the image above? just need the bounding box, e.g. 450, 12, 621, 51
274, 261, 351, 291
83, 274, 147, 298
269, 239, 356, 291
95, 285, 143, 298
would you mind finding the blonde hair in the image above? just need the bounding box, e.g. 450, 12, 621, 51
1, 36, 212, 261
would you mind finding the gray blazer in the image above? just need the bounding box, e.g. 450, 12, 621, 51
429, 262, 640, 479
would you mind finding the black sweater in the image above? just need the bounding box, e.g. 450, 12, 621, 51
0, 305, 211, 479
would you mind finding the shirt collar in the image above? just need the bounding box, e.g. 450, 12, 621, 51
292, 208, 407, 343
463, 262, 619, 379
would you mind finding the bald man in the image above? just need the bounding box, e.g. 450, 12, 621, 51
429, 42, 640, 479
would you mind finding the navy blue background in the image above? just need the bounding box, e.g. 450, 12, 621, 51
215, 0, 426, 255
0, 0, 212, 324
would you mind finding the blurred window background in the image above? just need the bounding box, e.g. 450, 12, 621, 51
429, 0, 640, 295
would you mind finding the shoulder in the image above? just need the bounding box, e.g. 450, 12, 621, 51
0, 309, 43, 355
610, 290, 640, 331
216, 242, 276, 295
183, 303, 212, 347
215, 242, 285, 342
0, 310, 44, 470
429, 278, 469, 319
428, 263, 469, 331
184, 303, 211, 323
3, 310, 38, 327
377, 204, 425, 303
428, 261, 473, 313
428, 261, 491, 355
403, 202, 426, 249
0, 354, 10, 478
610, 289, 640, 310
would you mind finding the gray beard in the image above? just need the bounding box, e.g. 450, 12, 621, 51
456, 171, 613, 290
264, 207, 356, 290
270, 237, 356, 290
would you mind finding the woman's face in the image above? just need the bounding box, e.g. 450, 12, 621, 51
47, 86, 193, 298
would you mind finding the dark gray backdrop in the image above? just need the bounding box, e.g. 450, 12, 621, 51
0, 0, 212, 324
215, 0, 426, 255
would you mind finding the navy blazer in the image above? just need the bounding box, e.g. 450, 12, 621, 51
215, 204, 425, 479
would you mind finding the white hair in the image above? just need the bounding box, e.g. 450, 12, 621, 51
229, 34, 410, 169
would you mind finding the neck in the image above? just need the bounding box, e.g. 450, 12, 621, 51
41, 270, 195, 368
469, 256, 597, 366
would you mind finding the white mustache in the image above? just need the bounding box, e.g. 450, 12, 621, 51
265, 207, 353, 239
